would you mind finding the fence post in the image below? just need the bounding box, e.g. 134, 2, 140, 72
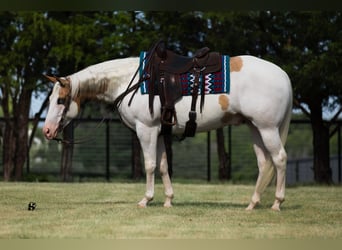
60, 121, 74, 182
106, 119, 110, 181
207, 131, 211, 182
295, 160, 299, 183
338, 124, 341, 183
228, 125, 232, 179
26, 141, 30, 174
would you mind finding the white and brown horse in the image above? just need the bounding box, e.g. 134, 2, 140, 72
43, 55, 292, 211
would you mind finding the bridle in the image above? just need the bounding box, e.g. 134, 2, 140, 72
52, 81, 107, 145
56, 93, 72, 133
52, 84, 74, 144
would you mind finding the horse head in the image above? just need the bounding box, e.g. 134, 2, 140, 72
42, 75, 80, 140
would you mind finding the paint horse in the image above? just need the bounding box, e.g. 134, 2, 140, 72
43, 50, 292, 211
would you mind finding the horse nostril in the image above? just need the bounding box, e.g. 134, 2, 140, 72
43, 127, 51, 137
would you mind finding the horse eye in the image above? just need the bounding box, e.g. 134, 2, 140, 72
57, 98, 66, 105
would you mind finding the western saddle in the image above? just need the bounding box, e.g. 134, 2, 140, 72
142, 40, 222, 138
115, 40, 222, 138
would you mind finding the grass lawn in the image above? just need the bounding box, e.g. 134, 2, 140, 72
0, 181, 341, 239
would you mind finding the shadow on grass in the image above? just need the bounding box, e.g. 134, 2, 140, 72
148, 201, 247, 209
148, 201, 302, 210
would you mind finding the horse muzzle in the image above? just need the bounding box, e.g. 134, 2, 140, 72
42, 123, 59, 140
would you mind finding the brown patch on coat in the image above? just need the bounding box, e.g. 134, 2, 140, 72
57, 78, 81, 111
73, 95, 81, 112
218, 95, 229, 110
230, 56, 243, 72
58, 78, 71, 98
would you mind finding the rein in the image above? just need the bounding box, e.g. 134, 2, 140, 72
53, 117, 107, 145
113, 40, 163, 110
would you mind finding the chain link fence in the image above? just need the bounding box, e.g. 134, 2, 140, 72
1, 118, 341, 184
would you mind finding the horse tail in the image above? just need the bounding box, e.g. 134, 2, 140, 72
279, 77, 293, 146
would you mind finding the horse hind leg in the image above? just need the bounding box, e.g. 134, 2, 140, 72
258, 127, 287, 211
157, 136, 174, 207
246, 124, 275, 210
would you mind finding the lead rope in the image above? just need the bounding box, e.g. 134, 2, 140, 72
53, 117, 107, 145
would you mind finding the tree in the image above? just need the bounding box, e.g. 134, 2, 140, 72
270, 12, 342, 183
0, 11, 113, 180
0, 12, 51, 180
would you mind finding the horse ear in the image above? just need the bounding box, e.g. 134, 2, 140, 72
44, 75, 58, 83
56, 77, 69, 88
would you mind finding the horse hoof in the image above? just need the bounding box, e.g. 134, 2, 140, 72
137, 197, 153, 208
271, 198, 283, 211
163, 196, 173, 208
246, 201, 259, 211
137, 202, 147, 208
163, 202, 172, 208
271, 203, 281, 211
271, 206, 281, 212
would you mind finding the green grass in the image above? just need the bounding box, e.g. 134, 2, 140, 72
0, 182, 341, 239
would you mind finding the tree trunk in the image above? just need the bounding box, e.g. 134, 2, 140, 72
2, 87, 31, 181
216, 128, 231, 180
1, 80, 15, 181
13, 119, 28, 181
131, 132, 143, 179
60, 122, 74, 182
13, 88, 31, 180
2, 120, 15, 181
309, 101, 332, 184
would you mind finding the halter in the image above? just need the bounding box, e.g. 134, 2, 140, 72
57, 94, 72, 133
52, 83, 74, 144
52, 81, 107, 145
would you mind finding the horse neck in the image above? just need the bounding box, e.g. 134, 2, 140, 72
69, 62, 134, 103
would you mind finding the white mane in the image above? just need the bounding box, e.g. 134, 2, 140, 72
69, 57, 139, 102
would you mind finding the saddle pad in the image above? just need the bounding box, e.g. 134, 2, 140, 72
139, 51, 230, 95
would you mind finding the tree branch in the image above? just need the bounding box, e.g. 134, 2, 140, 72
28, 90, 52, 149
329, 106, 342, 123
293, 98, 311, 119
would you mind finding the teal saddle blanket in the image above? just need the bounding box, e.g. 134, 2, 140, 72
139, 51, 230, 95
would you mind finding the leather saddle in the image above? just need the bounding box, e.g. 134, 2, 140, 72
143, 40, 222, 137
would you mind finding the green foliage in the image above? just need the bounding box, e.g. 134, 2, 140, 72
1, 11, 341, 114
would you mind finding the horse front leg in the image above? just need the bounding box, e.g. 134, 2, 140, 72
157, 136, 174, 207
136, 123, 159, 208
